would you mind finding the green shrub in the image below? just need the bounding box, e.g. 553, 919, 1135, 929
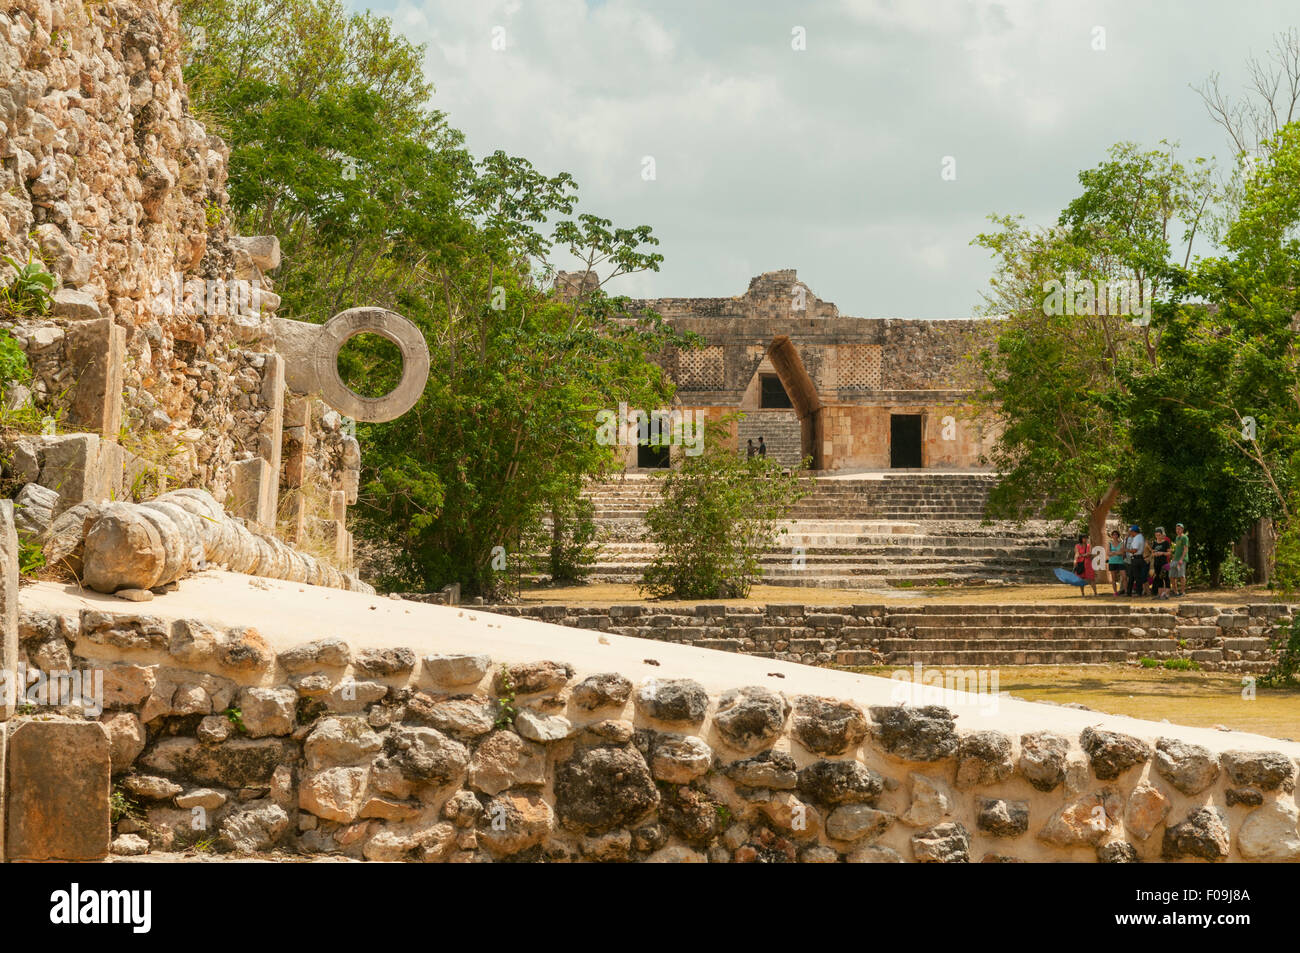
17, 537, 44, 577
1162, 657, 1199, 671
1260, 614, 1300, 687
524, 489, 599, 583
1, 255, 55, 316
0, 328, 30, 389
639, 420, 806, 600
1272, 511, 1300, 596
1218, 553, 1253, 589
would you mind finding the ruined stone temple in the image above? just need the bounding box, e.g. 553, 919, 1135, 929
0, 0, 426, 581
563, 269, 1000, 472
0, 0, 1295, 868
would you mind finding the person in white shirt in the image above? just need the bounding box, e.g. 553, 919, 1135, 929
1125, 524, 1147, 596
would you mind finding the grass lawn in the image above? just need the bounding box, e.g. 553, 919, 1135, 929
846, 663, 1300, 742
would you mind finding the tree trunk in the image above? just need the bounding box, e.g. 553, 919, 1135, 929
1088, 482, 1122, 545
1088, 483, 1122, 584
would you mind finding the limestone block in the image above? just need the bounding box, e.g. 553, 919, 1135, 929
5, 720, 111, 860
231, 235, 281, 272
35, 433, 100, 510
49, 287, 101, 320
230, 457, 276, 529
259, 352, 284, 483
12, 482, 58, 538
65, 317, 124, 436
281, 392, 312, 488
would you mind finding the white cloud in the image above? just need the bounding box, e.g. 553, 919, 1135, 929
360, 0, 1298, 314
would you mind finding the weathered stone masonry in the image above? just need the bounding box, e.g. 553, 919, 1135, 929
7, 597, 1300, 863
481, 602, 1295, 673
588, 269, 1001, 471
0, 0, 365, 564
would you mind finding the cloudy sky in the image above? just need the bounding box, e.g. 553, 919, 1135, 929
353, 0, 1295, 317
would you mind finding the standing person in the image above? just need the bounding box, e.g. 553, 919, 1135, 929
1125, 524, 1147, 596
758, 436, 767, 458
1150, 527, 1172, 598
1106, 529, 1127, 595
1072, 534, 1098, 596
1169, 523, 1190, 596
746, 438, 756, 459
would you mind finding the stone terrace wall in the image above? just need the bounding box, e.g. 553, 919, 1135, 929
480, 602, 1294, 673
11, 601, 1300, 863
0, 0, 353, 522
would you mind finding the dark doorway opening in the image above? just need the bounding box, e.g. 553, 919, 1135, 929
760, 374, 793, 409
890, 414, 923, 468
637, 440, 670, 468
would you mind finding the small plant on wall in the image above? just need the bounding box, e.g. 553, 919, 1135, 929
0, 254, 56, 317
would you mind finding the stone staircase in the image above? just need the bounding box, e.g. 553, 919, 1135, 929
736, 411, 803, 467
835, 603, 1272, 667
579, 474, 1071, 589
790, 473, 999, 521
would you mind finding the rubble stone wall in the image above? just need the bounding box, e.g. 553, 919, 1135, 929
0, 0, 357, 558
11, 601, 1300, 863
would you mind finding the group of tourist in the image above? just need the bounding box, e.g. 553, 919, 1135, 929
745, 437, 767, 459
1070, 523, 1190, 598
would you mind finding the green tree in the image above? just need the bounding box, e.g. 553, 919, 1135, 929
640, 420, 807, 600
1118, 333, 1273, 586
1170, 122, 1300, 585
972, 142, 1213, 545
181, 0, 688, 596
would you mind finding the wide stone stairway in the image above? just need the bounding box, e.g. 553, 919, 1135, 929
581, 473, 1072, 589
839, 603, 1224, 666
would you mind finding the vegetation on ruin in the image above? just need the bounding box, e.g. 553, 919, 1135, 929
0, 328, 29, 386
17, 536, 44, 579
181, 0, 695, 597
639, 420, 807, 600
0, 329, 55, 439
1260, 615, 1300, 687
974, 37, 1300, 587
493, 669, 517, 730
0, 254, 55, 318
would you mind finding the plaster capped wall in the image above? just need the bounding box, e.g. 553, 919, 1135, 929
10, 575, 1299, 863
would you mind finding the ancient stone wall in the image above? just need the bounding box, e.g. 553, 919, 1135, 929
608, 269, 1001, 471
0, 0, 360, 563
10, 599, 1299, 862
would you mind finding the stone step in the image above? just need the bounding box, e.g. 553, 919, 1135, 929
880, 649, 1135, 665
879, 638, 1180, 652
889, 605, 1178, 618
889, 626, 1174, 640
888, 611, 1177, 625
591, 552, 1064, 567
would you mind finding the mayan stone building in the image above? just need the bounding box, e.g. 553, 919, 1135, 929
596, 270, 1001, 471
